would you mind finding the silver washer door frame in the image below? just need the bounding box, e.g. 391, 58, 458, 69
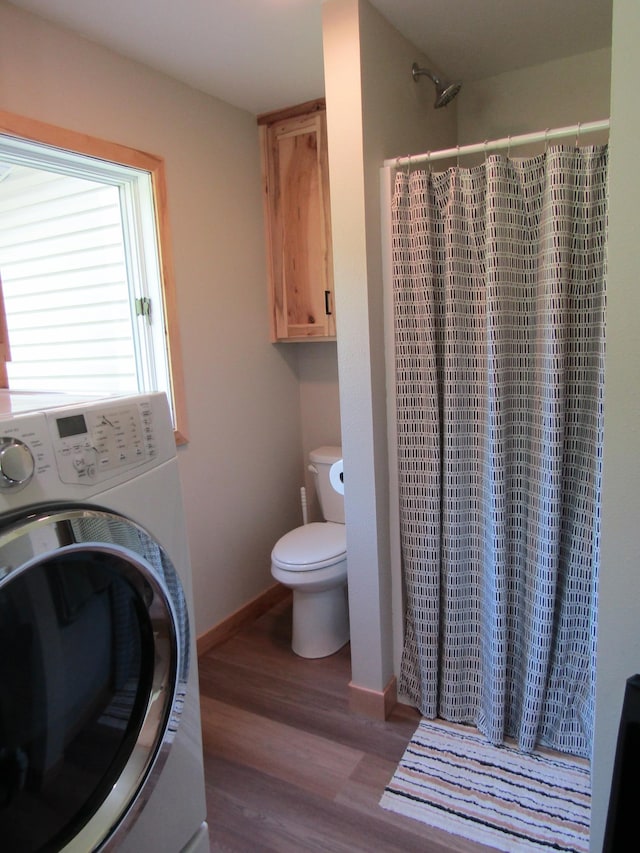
0, 505, 189, 853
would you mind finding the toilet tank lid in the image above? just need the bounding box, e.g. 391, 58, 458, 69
310, 446, 342, 464
272, 522, 346, 569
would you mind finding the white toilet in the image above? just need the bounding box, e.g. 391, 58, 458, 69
271, 446, 349, 659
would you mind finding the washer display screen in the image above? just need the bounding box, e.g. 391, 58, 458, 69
56, 414, 88, 439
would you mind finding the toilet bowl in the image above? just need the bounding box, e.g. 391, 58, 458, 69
271, 447, 349, 659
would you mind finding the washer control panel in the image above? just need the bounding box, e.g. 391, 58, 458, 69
49, 398, 156, 485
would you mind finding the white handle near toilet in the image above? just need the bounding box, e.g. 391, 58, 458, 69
329, 459, 344, 495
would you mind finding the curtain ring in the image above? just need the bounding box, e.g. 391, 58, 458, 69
426, 151, 432, 174
394, 155, 411, 178
507, 135, 512, 159
483, 139, 489, 164
396, 154, 411, 178
544, 128, 550, 154
575, 122, 582, 148
456, 144, 461, 168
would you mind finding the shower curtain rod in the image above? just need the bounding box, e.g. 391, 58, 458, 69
383, 118, 610, 168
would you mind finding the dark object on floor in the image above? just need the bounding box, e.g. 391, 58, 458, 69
604, 674, 640, 852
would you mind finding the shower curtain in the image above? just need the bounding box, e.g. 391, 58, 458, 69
392, 145, 608, 758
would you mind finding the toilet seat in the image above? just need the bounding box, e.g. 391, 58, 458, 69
271, 522, 346, 572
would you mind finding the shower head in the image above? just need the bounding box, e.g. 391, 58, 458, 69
412, 62, 462, 108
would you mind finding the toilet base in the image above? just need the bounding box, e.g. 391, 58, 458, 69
291, 583, 349, 659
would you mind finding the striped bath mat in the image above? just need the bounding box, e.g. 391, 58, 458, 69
380, 719, 591, 852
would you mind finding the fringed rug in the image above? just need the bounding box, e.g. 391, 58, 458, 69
380, 719, 591, 852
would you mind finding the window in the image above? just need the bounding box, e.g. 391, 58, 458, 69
0, 111, 187, 442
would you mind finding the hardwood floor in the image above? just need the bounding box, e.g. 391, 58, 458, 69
198, 598, 494, 852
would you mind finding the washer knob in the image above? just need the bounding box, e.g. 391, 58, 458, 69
0, 438, 35, 489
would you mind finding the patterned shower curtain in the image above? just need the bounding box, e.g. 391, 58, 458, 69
392, 145, 608, 758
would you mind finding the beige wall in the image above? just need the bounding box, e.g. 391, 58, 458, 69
458, 47, 611, 149
0, 1, 306, 635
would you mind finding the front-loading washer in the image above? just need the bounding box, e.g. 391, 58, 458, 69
0, 391, 209, 852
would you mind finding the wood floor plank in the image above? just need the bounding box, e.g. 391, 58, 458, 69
199, 600, 492, 852
198, 656, 418, 764
201, 695, 363, 800
204, 620, 351, 700
205, 752, 441, 853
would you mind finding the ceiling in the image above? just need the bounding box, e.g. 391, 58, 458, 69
7, 0, 612, 116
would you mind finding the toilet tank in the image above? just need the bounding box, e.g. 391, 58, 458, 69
309, 446, 344, 524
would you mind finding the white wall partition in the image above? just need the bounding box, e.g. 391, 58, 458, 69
322, 0, 457, 703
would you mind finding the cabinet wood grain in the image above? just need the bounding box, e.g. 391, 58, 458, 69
259, 100, 335, 341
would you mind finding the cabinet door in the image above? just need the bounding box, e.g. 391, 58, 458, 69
262, 110, 335, 341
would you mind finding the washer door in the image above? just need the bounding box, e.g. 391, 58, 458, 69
0, 506, 189, 853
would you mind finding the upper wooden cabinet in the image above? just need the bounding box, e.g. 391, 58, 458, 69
259, 100, 335, 342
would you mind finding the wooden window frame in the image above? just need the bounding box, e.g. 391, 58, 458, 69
0, 109, 187, 444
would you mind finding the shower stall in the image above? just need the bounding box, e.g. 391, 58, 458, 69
320, 1, 635, 846
381, 110, 609, 759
